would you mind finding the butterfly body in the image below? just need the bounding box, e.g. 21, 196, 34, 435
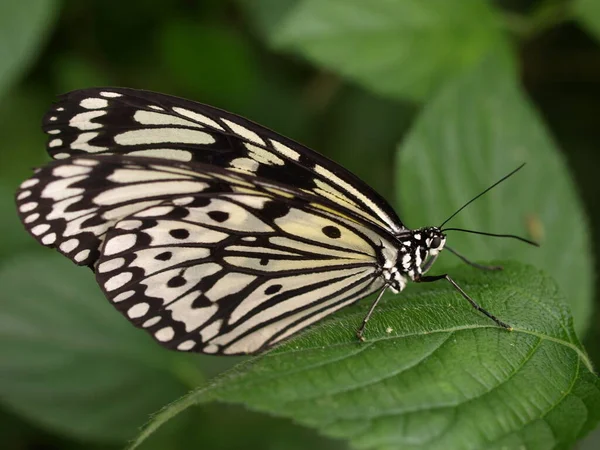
384, 227, 447, 293
16, 88, 508, 355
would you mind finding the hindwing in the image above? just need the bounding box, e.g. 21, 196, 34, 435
96, 196, 384, 354
16, 155, 395, 353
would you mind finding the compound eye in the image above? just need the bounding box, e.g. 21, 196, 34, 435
430, 236, 442, 249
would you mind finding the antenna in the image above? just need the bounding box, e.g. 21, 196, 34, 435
441, 228, 539, 246
439, 163, 526, 229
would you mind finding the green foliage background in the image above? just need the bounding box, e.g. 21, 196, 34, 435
0, 1, 599, 449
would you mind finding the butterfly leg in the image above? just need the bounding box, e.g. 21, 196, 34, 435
421, 252, 439, 275
415, 274, 512, 330
356, 286, 388, 341
445, 246, 502, 271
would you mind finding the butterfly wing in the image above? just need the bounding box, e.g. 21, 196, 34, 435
16, 156, 394, 354
42, 87, 404, 233
96, 196, 384, 354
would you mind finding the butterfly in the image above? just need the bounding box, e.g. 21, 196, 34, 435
15, 88, 533, 355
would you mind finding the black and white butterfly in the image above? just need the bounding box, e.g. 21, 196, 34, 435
15, 88, 532, 355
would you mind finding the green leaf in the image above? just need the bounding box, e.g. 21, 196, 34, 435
396, 54, 593, 337
237, 0, 300, 41
131, 263, 599, 450
0, 87, 50, 187
575, 0, 600, 42
0, 186, 37, 259
0, 0, 59, 98
158, 20, 258, 109
136, 403, 346, 450
270, 0, 512, 101
0, 254, 196, 443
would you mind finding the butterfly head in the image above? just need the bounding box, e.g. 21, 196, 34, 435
422, 227, 446, 256
391, 227, 446, 284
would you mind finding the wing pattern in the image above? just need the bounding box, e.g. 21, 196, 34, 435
42, 88, 403, 233
16, 155, 396, 354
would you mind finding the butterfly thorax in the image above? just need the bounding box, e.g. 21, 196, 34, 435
383, 227, 446, 293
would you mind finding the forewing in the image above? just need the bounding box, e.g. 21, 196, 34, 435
96, 194, 385, 355
42, 87, 403, 232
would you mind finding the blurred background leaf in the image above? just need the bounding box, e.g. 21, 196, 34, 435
268, 0, 513, 101
0, 0, 58, 99
0, 254, 194, 442
237, 0, 299, 40
575, 0, 600, 42
133, 263, 599, 450
396, 54, 593, 336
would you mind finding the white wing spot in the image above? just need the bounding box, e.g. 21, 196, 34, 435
108, 168, 194, 183
71, 132, 108, 152
402, 254, 411, 268
135, 206, 174, 217
80, 98, 109, 109
172, 107, 225, 130
74, 159, 100, 167
41, 233, 57, 245
100, 91, 122, 98
54, 153, 71, 159
270, 139, 300, 161
142, 316, 161, 327
20, 202, 37, 213
98, 257, 125, 273
149, 105, 165, 111
230, 157, 259, 172
59, 239, 79, 253
74, 249, 90, 262
128, 149, 193, 161
20, 178, 39, 189
70, 110, 106, 130
414, 234, 421, 240
47, 129, 61, 135
17, 191, 31, 200
133, 110, 202, 128
49, 116, 57, 121
177, 340, 196, 351
222, 119, 265, 145
127, 302, 150, 319
56, 107, 64, 111
155, 326, 175, 342
49, 139, 63, 148
27, 216, 44, 232
116, 220, 143, 230
31, 224, 50, 236
105, 272, 133, 291
113, 290, 135, 303
104, 234, 137, 256
52, 165, 91, 177
241, 236, 257, 242
173, 197, 195, 206
114, 128, 215, 146
245, 143, 284, 166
